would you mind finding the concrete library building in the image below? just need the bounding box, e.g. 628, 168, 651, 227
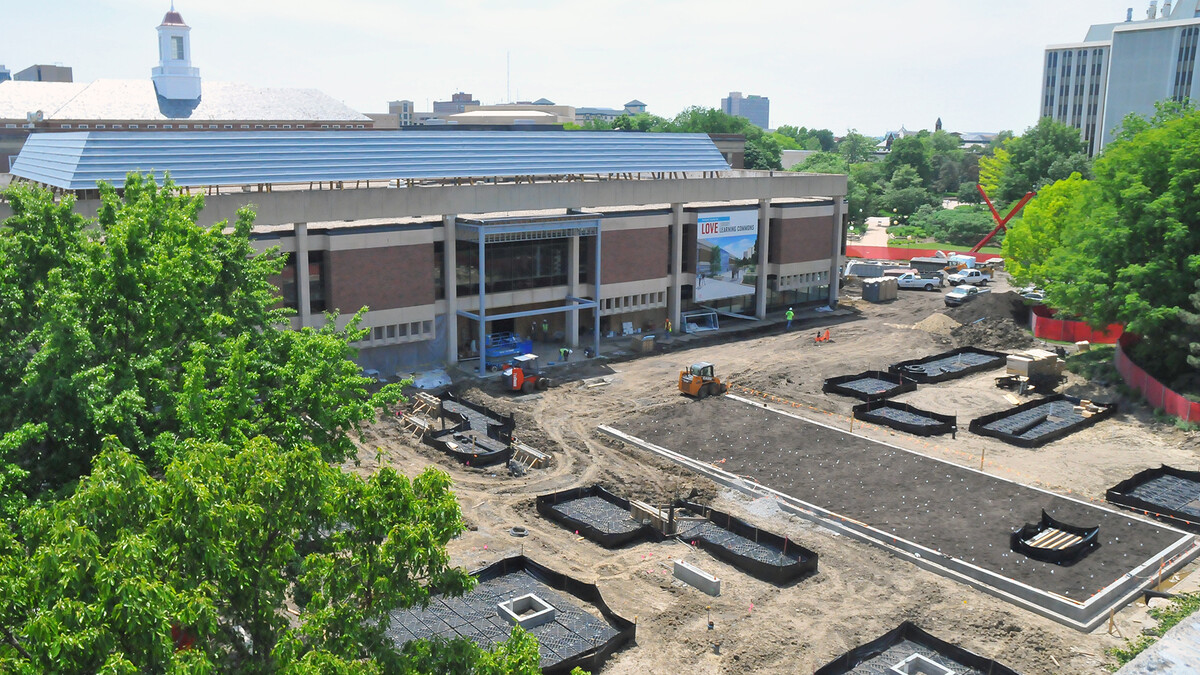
5, 130, 847, 375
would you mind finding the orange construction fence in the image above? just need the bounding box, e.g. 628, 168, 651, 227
844, 245, 989, 262
1115, 334, 1200, 424
1030, 305, 1124, 344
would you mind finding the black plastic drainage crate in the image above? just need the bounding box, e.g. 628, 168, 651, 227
813, 621, 1021, 675
888, 346, 1008, 384
425, 392, 516, 466
536, 485, 661, 548
1107, 465, 1200, 532
386, 556, 636, 675
1011, 509, 1100, 566
968, 394, 1115, 448
851, 400, 957, 437
822, 370, 917, 402
673, 500, 818, 585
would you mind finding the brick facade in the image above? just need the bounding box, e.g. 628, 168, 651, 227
326, 244, 434, 312
601, 228, 669, 284
769, 217, 833, 265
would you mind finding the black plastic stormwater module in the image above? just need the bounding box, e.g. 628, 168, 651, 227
822, 370, 917, 402
425, 392, 516, 466
673, 501, 817, 584
813, 621, 1021, 675
888, 346, 1008, 384
385, 556, 635, 675
1107, 465, 1200, 532
536, 486, 662, 548
851, 400, 957, 437
968, 394, 1116, 448
1011, 510, 1100, 566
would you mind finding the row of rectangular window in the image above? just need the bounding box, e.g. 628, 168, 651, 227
362, 320, 434, 346
601, 291, 666, 313
779, 271, 828, 288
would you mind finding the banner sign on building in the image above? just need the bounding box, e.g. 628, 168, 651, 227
695, 210, 759, 302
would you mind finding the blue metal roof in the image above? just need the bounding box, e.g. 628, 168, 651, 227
10, 130, 731, 190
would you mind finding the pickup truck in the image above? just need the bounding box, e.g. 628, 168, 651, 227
895, 272, 944, 291
944, 286, 990, 307
947, 268, 991, 286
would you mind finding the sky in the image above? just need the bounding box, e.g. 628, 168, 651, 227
1, 0, 1148, 136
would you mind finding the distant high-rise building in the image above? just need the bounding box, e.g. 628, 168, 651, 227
14, 64, 73, 83
1043, 0, 1200, 154
721, 91, 769, 129
433, 92, 479, 115
0, 65, 11, 83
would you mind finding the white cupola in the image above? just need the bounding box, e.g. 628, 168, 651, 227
151, 3, 201, 100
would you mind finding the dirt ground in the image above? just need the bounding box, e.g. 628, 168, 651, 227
350, 272, 1200, 675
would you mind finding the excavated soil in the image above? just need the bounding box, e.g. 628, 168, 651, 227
348, 272, 1200, 674
952, 317, 1038, 351
945, 291, 1029, 326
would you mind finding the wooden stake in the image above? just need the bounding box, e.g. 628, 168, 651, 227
979, 446, 986, 471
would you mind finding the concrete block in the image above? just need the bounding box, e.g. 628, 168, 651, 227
889, 653, 954, 675
497, 593, 556, 629
674, 559, 721, 596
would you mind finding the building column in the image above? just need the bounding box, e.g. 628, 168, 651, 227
829, 198, 844, 308
593, 226, 602, 358
295, 222, 311, 328
566, 234, 580, 348
668, 203, 683, 333
443, 215, 458, 365
754, 199, 770, 319
477, 234, 487, 376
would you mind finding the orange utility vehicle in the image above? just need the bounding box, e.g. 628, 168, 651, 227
678, 362, 728, 399
503, 354, 551, 394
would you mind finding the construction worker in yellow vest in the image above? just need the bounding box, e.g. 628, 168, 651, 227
785, 308, 795, 329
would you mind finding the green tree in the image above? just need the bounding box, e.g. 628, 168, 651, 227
880, 165, 938, 217
1112, 98, 1196, 144
0, 438, 527, 672
837, 130, 876, 164
0, 177, 542, 673
790, 152, 847, 174
977, 146, 1009, 200
848, 162, 888, 226
1043, 110, 1200, 380
745, 134, 783, 170
671, 106, 749, 134
1180, 279, 1200, 370
0, 177, 401, 498
565, 118, 614, 131
996, 117, 1091, 201
1001, 172, 1090, 283
885, 136, 933, 187
908, 205, 998, 248
956, 182, 982, 204
776, 125, 835, 152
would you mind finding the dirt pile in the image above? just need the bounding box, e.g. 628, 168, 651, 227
945, 291, 1029, 325
914, 313, 961, 336
952, 317, 1036, 350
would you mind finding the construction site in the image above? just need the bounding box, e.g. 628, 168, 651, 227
9, 130, 1197, 673
354, 274, 1200, 675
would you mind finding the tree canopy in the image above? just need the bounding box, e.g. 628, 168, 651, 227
0, 177, 544, 672
1004, 107, 1200, 387
993, 117, 1091, 202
